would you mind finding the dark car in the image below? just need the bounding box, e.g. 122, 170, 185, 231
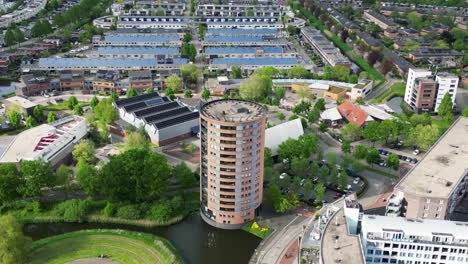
377, 149, 384, 154
400, 155, 407, 160
345, 168, 355, 175
397, 154, 403, 159
410, 158, 418, 164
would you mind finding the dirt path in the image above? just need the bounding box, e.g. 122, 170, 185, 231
65, 258, 120, 264
32, 235, 166, 264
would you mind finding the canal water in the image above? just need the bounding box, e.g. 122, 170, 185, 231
0, 81, 15, 96
23, 212, 261, 264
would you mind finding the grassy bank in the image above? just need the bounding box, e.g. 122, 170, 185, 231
4, 192, 200, 228
31, 229, 184, 264
371, 82, 405, 103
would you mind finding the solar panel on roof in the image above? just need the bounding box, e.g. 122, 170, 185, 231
204, 35, 264, 42
144, 107, 190, 124
115, 92, 160, 107
133, 101, 179, 118
145, 97, 164, 106
154, 112, 199, 129
97, 47, 179, 54
104, 35, 180, 42
211, 57, 298, 65
124, 102, 147, 112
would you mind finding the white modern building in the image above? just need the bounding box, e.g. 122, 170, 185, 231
404, 68, 459, 113
0, 115, 87, 166
361, 215, 468, 264
114, 92, 199, 146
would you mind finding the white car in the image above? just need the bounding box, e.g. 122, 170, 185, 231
279, 173, 288, 180
353, 177, 360, 185
413, 149, 420, 155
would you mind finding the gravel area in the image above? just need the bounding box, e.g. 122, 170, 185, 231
65, 258, 120, 264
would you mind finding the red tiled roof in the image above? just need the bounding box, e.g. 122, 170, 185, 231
337, 101, 369, 127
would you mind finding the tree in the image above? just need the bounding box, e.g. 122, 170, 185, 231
319, 165, 329, 184
407, 11, 423, 30
239, 76, 271, 101
303, 179, 314, 199
165, 74, 182, 92
0, 215, 31, 264
180, 64, 200, 84
14, 27, 24, 43
66, 96, 78, 110
341, 140, 351, 154
381, 59, 394, 75
75, 161, 98, 195
314, 98, 326, 111
328, 152, 336, 165
146, 87, 155, 94
19, 159, 55, 197
98, 149, 171, 202
74, 104, 84, 116
310, 162, 319, 179
341, 29, 349, 42
342, 123, 363, 141
292, 176, 301, 192
0, 164, 22, 203
308, 108, 320, 123
339, 172, 348, 190
288, 66, 310, 79
25, 116, 36, 128
127, 88, 138, 98
172, 162, 196, 187
348, 75, 358, 84
367, 50, 381, 66
353, 144, 368, 159
296, 85, 311, 101
314, 184, 326, 202
184, 89, 193, 98
378, 119, 397, 144
90, 96, 99, 109
363, 122, 381, 146
72, 139, 96, 163
437, 93, 453, 119
56, 165, 73, 199
351, 160, 365, 173
33, 106, 44, 121
165, 87, 175, 99
47, 111, 58, 123
462, 106, 468, 117
3, 29, 15, 46
453, 39, 465, 51
387, 153, 400, 171
264, 147, 274, 168
94, 98, 118, 124
253, 66, 279, 78
275, 86, 286, 99
110, 92, 119, 102
230, 66, 243, 79
434, 40, 449, 49
365, 147, 381, 167
201, 88, 210, 100
6, 109, 22, 127
406, 125, 439, 150
291, 157, 309, 178
124, 131, 149, 151
409, 113, 432, 126
330, 167, 339, 186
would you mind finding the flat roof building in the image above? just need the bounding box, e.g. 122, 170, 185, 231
301, 27, 351, 68
114, 92, 199, 146
0, 115, 87, 167
388, 117, 468, 220
200, 99, 267, 229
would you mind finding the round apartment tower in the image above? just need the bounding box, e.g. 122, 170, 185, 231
199, 99, 267, 229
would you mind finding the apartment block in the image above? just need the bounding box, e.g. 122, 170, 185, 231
387, 117, 468, 220
404, 68, 458, 113
200, 99, 266, 229
196, 4, 282, 17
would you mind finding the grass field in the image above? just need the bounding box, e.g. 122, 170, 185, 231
30, 229, 184, 264
371, 82, 406, 103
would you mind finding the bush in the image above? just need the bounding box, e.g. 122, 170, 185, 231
102, 202, 116, 217
149, 199, 172, 222
53, 199, 91, 223
116, 204, 141, 220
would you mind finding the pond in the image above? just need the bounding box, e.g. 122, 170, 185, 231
23, 212, 261, 264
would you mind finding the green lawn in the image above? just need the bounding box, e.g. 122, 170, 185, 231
371, 82, 406, 103
242, 222, 273, 239
30, 229, 184, 264
41, 102, 90, 111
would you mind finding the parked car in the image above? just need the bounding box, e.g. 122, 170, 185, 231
406, 157, 412, 162
413, 149, 420, 155
279, 173, 288, 180
410, 158, 418, 164
353, 177, 360, 185
300, 179, 306, 186
377, 149, 384, 154
345, 168, 355, 175
334, 193, 343, 199
400, 155, 408, 161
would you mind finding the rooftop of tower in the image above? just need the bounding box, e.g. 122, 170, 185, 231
200, 99, 267, 123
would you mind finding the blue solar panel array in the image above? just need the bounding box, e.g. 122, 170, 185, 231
154, 111, 199, 129
134, 101, 179, 118
144, 107, 191, 124
212, 58, 298, 65
97, 47, 179, 54
207, 28, 277, 34
104, 35, 180, 42
205, 47, 283, 54
115, 92, 160, 107
204, 35, 264, 42
39, 58, 158, 67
